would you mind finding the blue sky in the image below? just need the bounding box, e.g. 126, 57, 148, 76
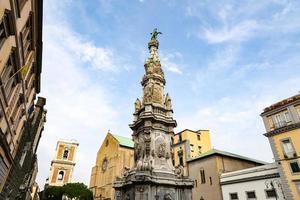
37, 0, 300, 186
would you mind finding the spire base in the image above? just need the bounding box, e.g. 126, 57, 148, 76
148, 39, 159, 49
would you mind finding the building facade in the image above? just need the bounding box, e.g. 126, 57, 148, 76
0, 0, 44, 198
261, 94, 300, 200
46, 140, 79, 187
221, 163, 284, 200
89, 132, 134, 200
188, 149, 266, 200
172, 129, 211, 175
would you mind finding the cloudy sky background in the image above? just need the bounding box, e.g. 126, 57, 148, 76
37, 0, 300, 186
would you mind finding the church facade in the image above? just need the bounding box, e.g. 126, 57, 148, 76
90, 132, 134, 200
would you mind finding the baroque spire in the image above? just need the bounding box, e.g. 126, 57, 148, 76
142, 29, 166, 105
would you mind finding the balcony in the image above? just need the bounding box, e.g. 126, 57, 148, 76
273, 121, 292, 129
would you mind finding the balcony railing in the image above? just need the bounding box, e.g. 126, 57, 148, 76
274, 121, 289, 129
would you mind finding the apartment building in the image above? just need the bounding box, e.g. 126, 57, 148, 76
261, 94, 300, 200
0, 0, 45, 199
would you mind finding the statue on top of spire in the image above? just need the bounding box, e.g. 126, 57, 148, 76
150, 28, 162, 41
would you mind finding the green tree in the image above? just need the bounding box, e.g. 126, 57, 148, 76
43, 183, 93, 200
43, 186, 63, 200
62, 183, 93, 200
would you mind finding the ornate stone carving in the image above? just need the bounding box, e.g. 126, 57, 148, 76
102, 157, 108, 172
143, 84, 153, 104
152, 84, 163, 104
174, 165, 184, 178
135, 98, 141, 112
122, 166, 130, 177
165, 93, 172, 110
157, 142, 166, 158
164, 193, 173, 200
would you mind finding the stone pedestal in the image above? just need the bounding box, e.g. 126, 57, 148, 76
114, 170, 193, 200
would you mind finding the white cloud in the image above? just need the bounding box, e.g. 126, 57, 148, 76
187, 0, 300, 44
202, 20, 258, 44
46, 25, 117, 72
160, 52, 183, 74
36, 23, 120, 187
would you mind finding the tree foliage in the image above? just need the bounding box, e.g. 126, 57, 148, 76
43, 183, 93, 200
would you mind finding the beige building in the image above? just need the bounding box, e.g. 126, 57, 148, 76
90, 132, 134, 200
261, 94, 300, 199
47, 140, 79, 187
187, 149, 266, 200
0, 0, 44, 198
172, 129, 211, 175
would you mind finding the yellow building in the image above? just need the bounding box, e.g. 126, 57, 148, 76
172, 129, 212, 175
47, 140, 79, 187
89, 132, 134, 200
261, 94, 300, 200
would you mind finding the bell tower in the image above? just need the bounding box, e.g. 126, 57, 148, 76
114, 30, 193, 200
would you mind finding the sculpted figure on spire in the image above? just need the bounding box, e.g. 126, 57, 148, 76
150, 28, 162, 41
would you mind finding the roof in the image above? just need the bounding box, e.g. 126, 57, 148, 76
261, 94, 300, 114
220, 163, 279, 185
221, 163, 278, 178
112, 134, 134, 148
187, 149, 267, 165
175, 129, 209, 135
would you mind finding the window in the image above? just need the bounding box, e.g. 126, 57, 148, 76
265, 189, 277, 198
197, 134, 200, 140
195, 180, 197, 187
246, 191, 256, 200
0, 10, 14, 47
63, 149, 69, 159
200, 169, 206, 184
198, 146, 202, 154
105, 140, 109, 147
171, 137, 174, 144
58, 171, 64, 181
209, 177, 212, 185
282, 139, 296, 158
290, 161, 300, 173
21, 13, 33, 61
0, 50, 18, 101
230, 193, 238, 200
190, 144, 194, 152
179, 156, 183, 166
273, 111, 291, 128
179, 134, 182, 142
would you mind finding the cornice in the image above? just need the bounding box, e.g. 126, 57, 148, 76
264, 122, 300, 137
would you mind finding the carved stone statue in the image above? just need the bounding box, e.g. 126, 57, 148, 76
150, 28, 162, 41
122, 166, 130, 177
165, 93, 172, 110
134, 98, 141, 112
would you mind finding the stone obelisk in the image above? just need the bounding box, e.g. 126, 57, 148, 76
114, 29, 193, 200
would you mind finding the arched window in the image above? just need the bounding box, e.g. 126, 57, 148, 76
63, 149, 69, 159
58, 171, 64, 181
